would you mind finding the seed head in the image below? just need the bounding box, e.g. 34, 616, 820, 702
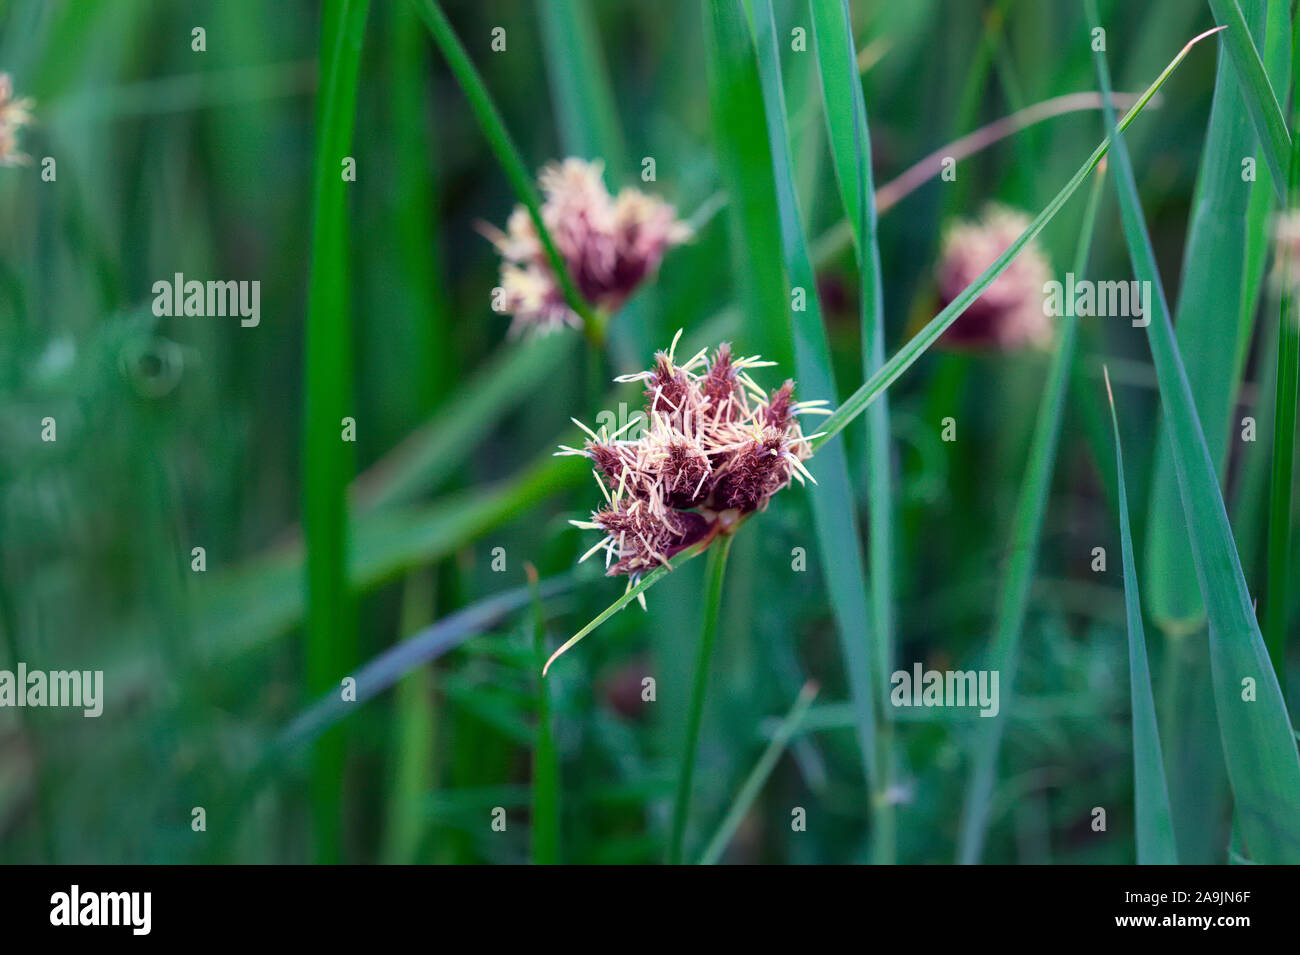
936, 204, 1053, 350
558, 333, 824, 588
0, 74, 33, 167
483, 158, 690, 335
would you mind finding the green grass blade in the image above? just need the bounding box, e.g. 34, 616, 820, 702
698, 680, 818, 865
811, 24, 1225, 453
1105, 371, 1178, 865
747, 0, 881, 812
542, 537, 712, 676
410, 0, 600, 338
528, 566, 561, 864
1264, 4, 1300, 698
1144, 0, 1272, 633
390, 0, 453, 416
1207, 0, 1289, 197
667, 533, 732, 865
956, 167, 1106, 864
701, 0, 792, 368
535, 0, 626, 173
811, 0, 895, 693
280, 572, 577, 748
381, 570, 436, 864
1088, 0, 1300, 863
303, 0, 370, 865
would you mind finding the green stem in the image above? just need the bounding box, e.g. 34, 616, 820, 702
668, 533, 733, 865
699, 681, 818, 864
410, 0, 599, 337
529, 566, 561, 864
304, 0, 370, 865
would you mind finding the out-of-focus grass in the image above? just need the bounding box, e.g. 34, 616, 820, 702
303, 0, 370, 865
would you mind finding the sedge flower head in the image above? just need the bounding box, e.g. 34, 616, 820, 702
936, 204, 1053, 350
483, 158, 691, 335
558, 333, 826, 594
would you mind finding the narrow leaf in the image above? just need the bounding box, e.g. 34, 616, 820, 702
1105, 369, 1179, 865
1088, 0, 1300, 863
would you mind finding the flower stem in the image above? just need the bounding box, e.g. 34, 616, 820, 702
668, 533, 732, 865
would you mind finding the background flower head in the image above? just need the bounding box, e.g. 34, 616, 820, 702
936, 204, 1053, 350
484, 158, 690, 334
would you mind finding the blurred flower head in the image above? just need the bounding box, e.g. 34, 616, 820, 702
483, 158, 690, 335
559, 332, 824, 586
1271, 209, 1300, 297
0, 74, 33, 167
936, 204, 1053, 350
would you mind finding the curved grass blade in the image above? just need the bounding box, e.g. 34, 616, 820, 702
698, 681, 819, 865
810, 0, 898, 862
748, 0, 881, 815
668, 534, 732, 865
280, 572, 576, 749
701, 0, 792, 367
1207, 0, 1289, 197
1145, 0, 1274, 633
1104, 369, 1178, 865
304, 0, 371, 865
1088, 0, 1300, 863
409, 0, 599, 338
811, 23, 1226, 453
957, 166, 1106, 864
542, 538, 711, 677
811, 89, 1151, 265
811, 0, 896, 686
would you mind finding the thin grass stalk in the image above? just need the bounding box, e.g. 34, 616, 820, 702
809, 0, 898, 863
667, 533, 733, 865
1104, 369, 1178, 864
528, 565, 560, 864
303, 0, 370, 865
1207, 0, 1290, 195
811, 91, 1148, 265
698, 681, 818, 865
409, 0, 602, 341
381, 570, 437, 863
